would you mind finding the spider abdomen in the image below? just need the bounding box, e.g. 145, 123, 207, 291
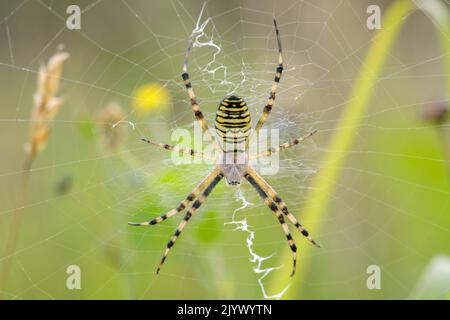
215, 95, 251, 152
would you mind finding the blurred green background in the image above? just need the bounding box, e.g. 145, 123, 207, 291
0, 0, 449, 299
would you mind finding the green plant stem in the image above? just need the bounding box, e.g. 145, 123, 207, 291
436, 126, 450, 186
267, 0, 415, 299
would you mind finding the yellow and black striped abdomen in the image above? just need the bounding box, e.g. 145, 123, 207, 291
215, 96, 251, 151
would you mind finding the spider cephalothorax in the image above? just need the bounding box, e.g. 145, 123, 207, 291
129, 18, 321, 277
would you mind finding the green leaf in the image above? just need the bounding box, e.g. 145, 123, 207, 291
195, 211, 222, 244
410, 255, 450, 299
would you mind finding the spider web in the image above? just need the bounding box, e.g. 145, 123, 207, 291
0, 0, 449, 299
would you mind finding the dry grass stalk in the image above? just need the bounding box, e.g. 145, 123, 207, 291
25, 51, 69, 165
0, 51, 69, 297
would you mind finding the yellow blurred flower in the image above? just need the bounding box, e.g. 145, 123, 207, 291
132, 83, 171, 113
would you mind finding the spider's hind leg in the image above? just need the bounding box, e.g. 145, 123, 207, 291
181, 42, 221, 152
254, 18, 284, 134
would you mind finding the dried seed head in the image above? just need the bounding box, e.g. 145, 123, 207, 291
26, 51, 69, 161
422, 101, 448, 125
96, 102, 127, 151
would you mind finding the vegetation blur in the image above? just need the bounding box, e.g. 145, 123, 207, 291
0, 0, 449, 299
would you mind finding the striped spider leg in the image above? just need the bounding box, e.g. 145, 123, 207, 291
129, 167, 223, 273
155, 170, 223, 273
249, 130, 317, 160
182, 41, 222, 152
244, 170, 298, 276
141, 138, 216, 161
254, 18, 283, 135
244, 166, 321, 277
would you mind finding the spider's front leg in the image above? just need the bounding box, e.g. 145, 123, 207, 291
244, 170, 297, 277
128, 167, 221, 226
156, 171, 224, 274
246, 166, 321, 248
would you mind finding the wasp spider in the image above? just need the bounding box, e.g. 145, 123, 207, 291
129, 18, 320, 277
